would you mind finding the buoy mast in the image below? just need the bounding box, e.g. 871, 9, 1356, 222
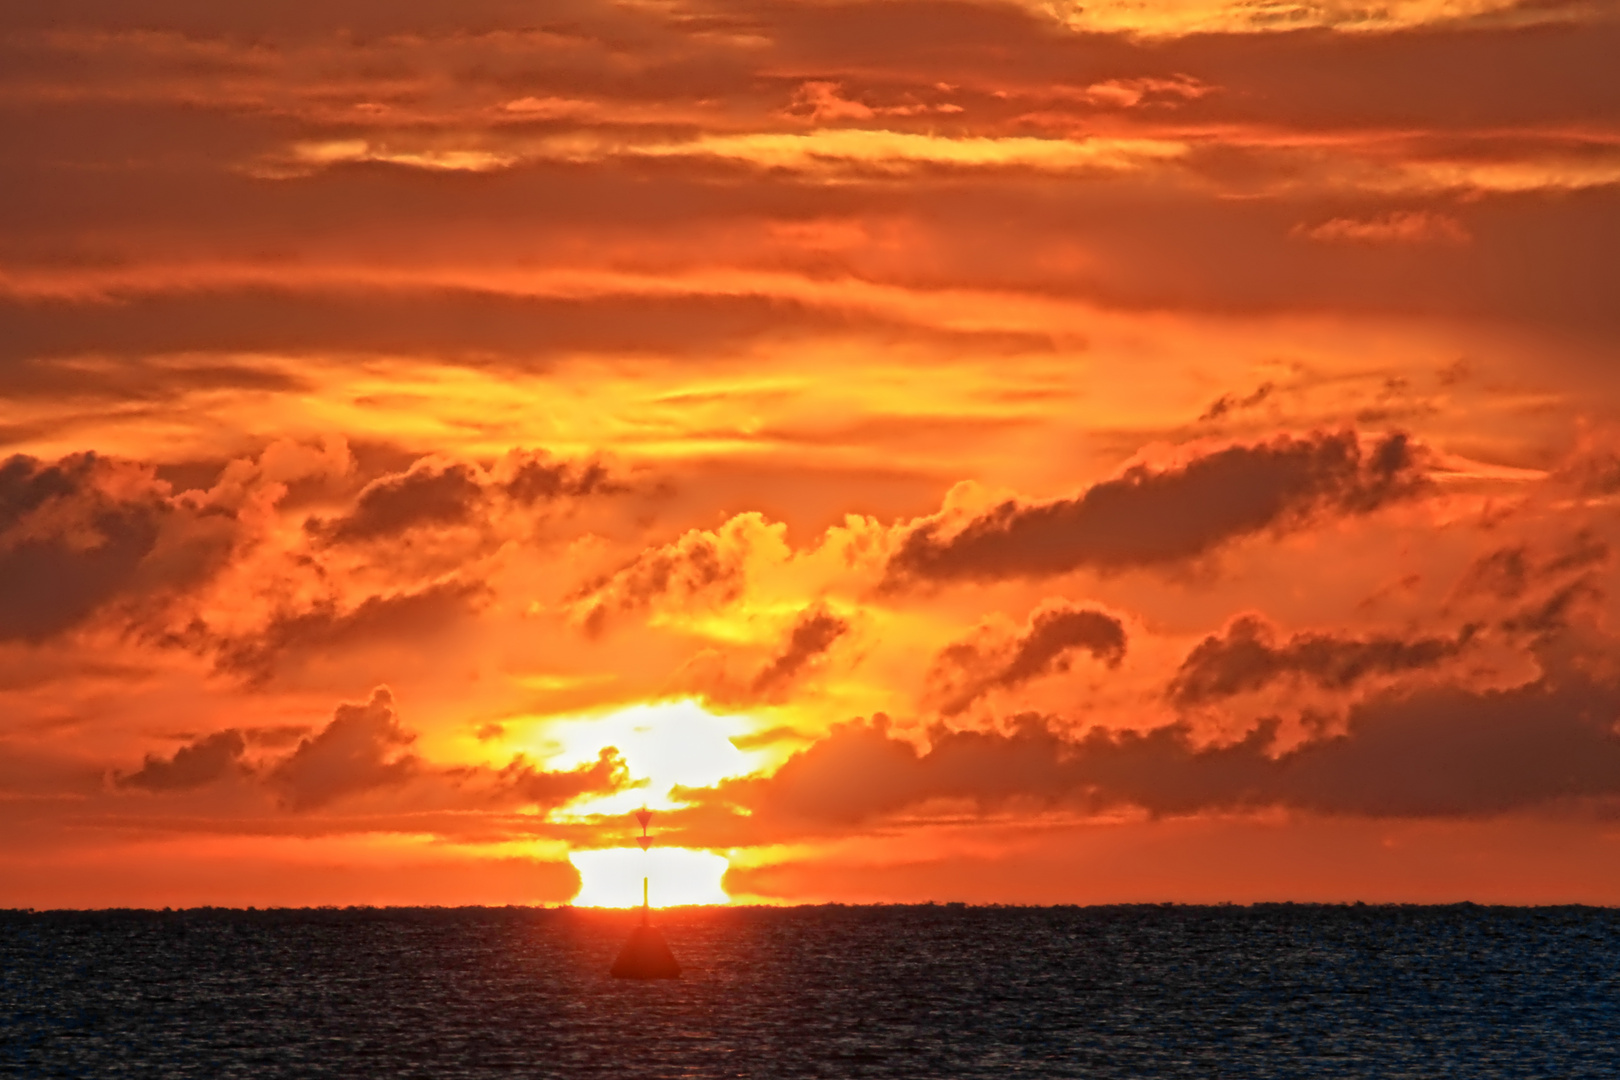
609, 807, 681, 979
635, 806, 652, 925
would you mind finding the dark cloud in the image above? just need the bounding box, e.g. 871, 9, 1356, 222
1167, 615, 1475, 708
211, 578, 488, 683
115, 730, 246, 792
1199, 382, 1275, 423
750, 605, 850, 697
308, 459, 484, 544
242, 724, 312, 749
500, 451, 625, 505
1455, 531, 1609, 603
1543, 530, 1611, 576
0, 0, 648, 37
575, 516, 758, 634
480, 746, 628, 809
887, 431, 1428, 586
0, 452, 237, 641
268, 687, 418, 811
2, 5, 1618, 345
112, 690, 629, 813
708, 658, 1620, 825
4, 0, 1614, 128
1456, 544, 1535, 602
2, 451, 106, 525
929, 603, 1126, 716
1499, 575, 1605, 639
0, 355, 308, 405
306, 450, 628, 544
1559, 448, 1620, 496
1449, 531, 1610, 641
0, 285, 1036, 368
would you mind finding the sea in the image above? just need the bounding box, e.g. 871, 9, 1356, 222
3, 904, 1617, 1077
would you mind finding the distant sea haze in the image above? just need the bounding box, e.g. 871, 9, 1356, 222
5, 904, 1617, 1077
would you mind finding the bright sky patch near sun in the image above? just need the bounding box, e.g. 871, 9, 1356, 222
542, 700, 770, 817
3, 0, 1620, 910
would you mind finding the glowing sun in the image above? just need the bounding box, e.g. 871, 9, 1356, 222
538, 699, 758, 907
570, 847, 730, 907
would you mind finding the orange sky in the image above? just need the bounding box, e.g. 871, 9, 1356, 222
4, 0, 1620, 909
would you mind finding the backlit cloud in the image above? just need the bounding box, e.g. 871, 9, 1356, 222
0, 452, 238, 641
115, 729, 248, 792
573, 514, 777, 635
1166, 615, 1476, 707
929, 603, 1127, 716
268, 687, 420, 810
887, 431, 1429, 586
704, 651, 1620, 827
750, 605, 851, 700
208, 579, 491, 685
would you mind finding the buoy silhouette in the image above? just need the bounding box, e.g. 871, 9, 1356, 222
609, 807, 681, 979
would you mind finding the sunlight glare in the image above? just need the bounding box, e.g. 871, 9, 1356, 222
570, 847, 730, 907
542, 699, 765, 815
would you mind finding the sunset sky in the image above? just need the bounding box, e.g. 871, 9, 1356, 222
4, 0, 1620, 909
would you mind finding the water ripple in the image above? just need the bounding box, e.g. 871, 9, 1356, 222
3, 904, 1618, 1078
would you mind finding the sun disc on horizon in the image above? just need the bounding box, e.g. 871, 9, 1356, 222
571, 847, 730, 907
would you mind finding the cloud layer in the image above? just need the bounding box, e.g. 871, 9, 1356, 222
707, 658, 1620, 826
2, 0, 1617, 906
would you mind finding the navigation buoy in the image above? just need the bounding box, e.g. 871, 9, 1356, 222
609, 808, 681, 979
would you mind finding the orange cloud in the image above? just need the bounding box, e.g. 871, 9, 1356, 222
1080, 75, 1214, 108
1294, 211, 1471, 245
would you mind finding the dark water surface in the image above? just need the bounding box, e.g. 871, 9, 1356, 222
4, 904, 1618, 1077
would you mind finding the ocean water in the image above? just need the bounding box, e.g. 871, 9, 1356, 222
3, 904, 1617, 1078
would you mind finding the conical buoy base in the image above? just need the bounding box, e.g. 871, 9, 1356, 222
610, 923, 681, 979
